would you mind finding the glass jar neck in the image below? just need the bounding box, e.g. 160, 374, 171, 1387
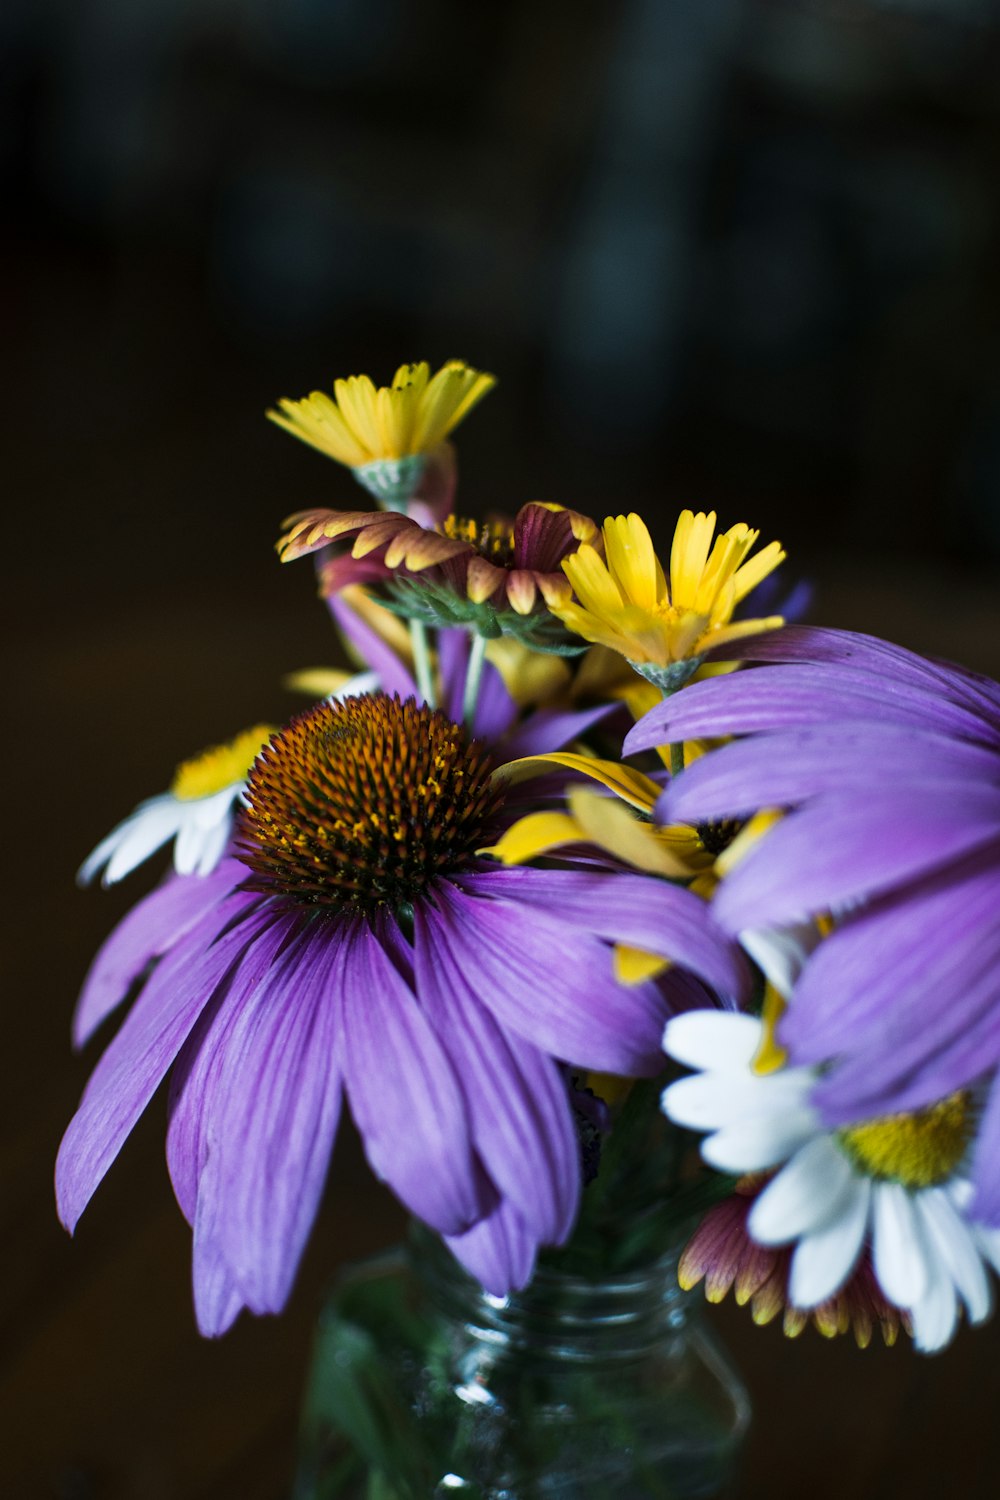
408, 1222, 690, 1365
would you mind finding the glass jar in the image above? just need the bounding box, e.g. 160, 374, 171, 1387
294, 1224, 750, 1499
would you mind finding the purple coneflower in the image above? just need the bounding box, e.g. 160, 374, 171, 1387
626, 624, 1000, 1223
60, 688, 747, 1336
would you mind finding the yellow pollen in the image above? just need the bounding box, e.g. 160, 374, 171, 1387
839, 1093, 972, 1188
442, 513, 515, 563
170, 725, 276, 802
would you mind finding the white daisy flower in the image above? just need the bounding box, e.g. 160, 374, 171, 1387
78, 724, 276, 886
662, 1009, 1000, 1352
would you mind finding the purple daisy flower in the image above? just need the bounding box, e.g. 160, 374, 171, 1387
625, 624, 1000, 1223
60, 686, 747, 1336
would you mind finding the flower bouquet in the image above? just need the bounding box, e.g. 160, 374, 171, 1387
60, 362, 1000, 1497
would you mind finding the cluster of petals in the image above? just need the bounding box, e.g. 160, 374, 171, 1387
61, 617, 749, 1336
266, 360, 495, 469
663, 1011, 1000, 1351
278, 501, 596, 618
628, 623, 1000, 1225
678, 1177, 907, 1348
549, 511, 786, 674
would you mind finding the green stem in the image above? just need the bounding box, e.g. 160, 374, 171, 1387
409, 619, 436, 708
669, 741, 685, 778
462, 632, 489, 729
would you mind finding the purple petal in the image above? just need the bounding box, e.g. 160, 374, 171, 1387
436, 628, 518, 741
462, 866, 750, 1006
203, 917, 346, 1314
56, 892, 269, 1232
445, 1195, 538, 1295
655, 726, 998, 825
415, 902, 580, 1245
191, 1159, 246, 1338
970, 1075, 1000, 1227
327, 593, 417, 700
426, 878, 671, 1075
336, 917, 486, 1236
73, 860, 245, 1047
712, 792, 1000, 933
708, 625, 1000, 721
626, 665, 997, 760
503, 702, 616, 759
780, 848, 1000, 1114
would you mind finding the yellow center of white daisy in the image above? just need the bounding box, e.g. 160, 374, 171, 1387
171, 724, 276, 802
838, 1093, 972, 1188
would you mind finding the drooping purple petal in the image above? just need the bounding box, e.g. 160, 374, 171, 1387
73, 859, 245, 1047
444, 1195, 538, 1295
205, 917, 346, 1314
711, 791, 1000, 933
336, 917, 487, 1236
56, 891, 271, 1232
191, 1159, 246, 1338
654, 726, 998, 826
461, 866, 750, 1006
415, 902, 580, 1245
327, 593, 417, 700
426, 877, 671, 1075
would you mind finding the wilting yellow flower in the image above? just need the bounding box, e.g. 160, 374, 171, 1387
550, 511, 785, 690
267, 360, 495, 469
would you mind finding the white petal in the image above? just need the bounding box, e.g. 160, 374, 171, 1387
663, 1070, 812, 1132
189, 784, 241, 828
703, 1109, 818, 1173
749, 1137, 857, 1245
872, 1183, 930, 1308
740, 921, 821, 1001
910, 1276, 960, 1353
329, 669, 379, 702
101, 797, 183, 884
663, 1011, 763, 1073
191, 811, 236, 876
788, 1178, 871, 1307
917, 1189, 993, 1326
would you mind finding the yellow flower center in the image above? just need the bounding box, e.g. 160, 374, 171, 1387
838, 1093, 972, 1188
442, 514, 515, 566
238, 695, 503, 912
171, 725, 276, 802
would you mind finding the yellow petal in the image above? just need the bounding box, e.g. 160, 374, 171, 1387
494, 753, 661, 813
283, 667, 356, 697
670, 510, 717, 608
715, 808, 782, 877
484, 638, 571, 707
603, 514, 661, 611
561, 544, 625, 618
751, 983, 788, 1075
567, 788, 694, 876
479, 811, 582, 864
614, 944, 672, 986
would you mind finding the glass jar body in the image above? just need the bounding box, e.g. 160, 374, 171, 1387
294, 1228, 750, 1499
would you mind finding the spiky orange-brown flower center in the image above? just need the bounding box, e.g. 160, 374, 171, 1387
238, 695, 502, 913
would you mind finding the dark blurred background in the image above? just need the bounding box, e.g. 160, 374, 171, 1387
5, 1, 1000, 1496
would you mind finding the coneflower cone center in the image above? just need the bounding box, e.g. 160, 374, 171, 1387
238, 694, 502, 912
838, 1092, 971, 1188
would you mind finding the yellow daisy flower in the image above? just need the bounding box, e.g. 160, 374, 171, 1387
550, 510, 786, 691
266, 360, 496, 507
